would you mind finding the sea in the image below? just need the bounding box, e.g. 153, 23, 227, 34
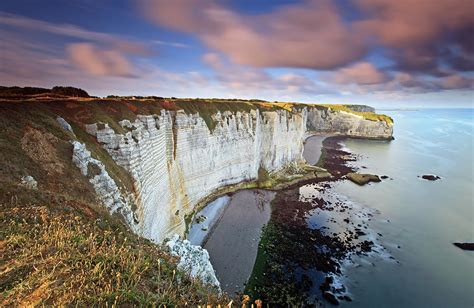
333, 108, 474, 307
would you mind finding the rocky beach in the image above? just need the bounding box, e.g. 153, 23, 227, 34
190, 135, 394, 305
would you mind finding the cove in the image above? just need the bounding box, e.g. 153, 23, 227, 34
188, 135, 328, 294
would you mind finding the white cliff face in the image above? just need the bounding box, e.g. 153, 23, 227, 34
306, 107, 393, 139
85, 108, 308, 243
70, 141, 139, 232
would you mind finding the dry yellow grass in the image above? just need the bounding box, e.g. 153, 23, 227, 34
0, 202, 229, 307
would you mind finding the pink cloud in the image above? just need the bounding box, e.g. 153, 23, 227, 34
437, 75, 474, 89
139, 0, 474, 74
332, 62, 388, 85
355, 0, 474, 72
67, 43, 135, 77
139, 0, 366, 69
201, 52, 329, 96
355, 0, 473, 47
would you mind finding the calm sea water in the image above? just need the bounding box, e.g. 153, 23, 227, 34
334, 109, 474, 307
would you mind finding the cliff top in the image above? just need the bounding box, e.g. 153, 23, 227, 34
0, 86, 393, 127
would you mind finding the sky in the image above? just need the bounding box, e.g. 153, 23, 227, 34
1, 0, 473, 108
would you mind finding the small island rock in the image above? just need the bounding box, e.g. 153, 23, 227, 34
453, 243, 474, 251
346, 173, 381, 186
419, 174, 441, 181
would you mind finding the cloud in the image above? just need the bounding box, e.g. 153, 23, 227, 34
355, 0, 472, 47
139, 0, 366, 69
0, 12, 156, 79
355, 0, 474, 73
436, 75, 474, 90
202, 53, 333, 99
67, 43, 136, 77
0, 11, 148, 55
331, 62, 388, 85
152, 40, 190, 48
139, 0, 474, 76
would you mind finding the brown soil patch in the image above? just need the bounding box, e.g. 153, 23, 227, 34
21, 125, 65, 175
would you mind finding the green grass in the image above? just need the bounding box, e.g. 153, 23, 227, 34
320, 104, 393, 125
244, 222, 274, 297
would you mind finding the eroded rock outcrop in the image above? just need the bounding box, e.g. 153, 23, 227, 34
306, 107, 392, 139
71, 141, 138, 232
20, 175, 37, 189
166, 235, 220, 289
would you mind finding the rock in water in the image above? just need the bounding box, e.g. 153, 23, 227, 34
346, 173, 381, 185
323, 291, 340, 305
166, 234, 220, 289
420, 174, 441, 181
453, 243, 474, 251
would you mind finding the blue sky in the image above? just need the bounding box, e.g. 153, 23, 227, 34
1, 0, 473, 107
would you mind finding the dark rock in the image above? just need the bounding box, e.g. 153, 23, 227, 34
453, 243, 474, 251
323, 291, 340, 305
320, 276, 333, 292
420, 174, 441, 181
360, 240, 374, 252
340, 295, 352, 302
380, 175, 389, 179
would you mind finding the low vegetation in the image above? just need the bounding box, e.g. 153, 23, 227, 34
0, 200, 228, 306
320, 104, 393, 125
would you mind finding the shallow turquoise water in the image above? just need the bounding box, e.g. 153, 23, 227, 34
334, 109, 474, 307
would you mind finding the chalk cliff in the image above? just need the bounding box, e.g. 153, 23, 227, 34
81, 105, 392, 244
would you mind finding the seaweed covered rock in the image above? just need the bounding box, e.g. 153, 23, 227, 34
346, 173, 381, 185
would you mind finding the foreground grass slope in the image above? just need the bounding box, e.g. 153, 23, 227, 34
1, 200, 227, 306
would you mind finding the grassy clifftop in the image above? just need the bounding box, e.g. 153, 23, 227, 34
319, 104, 393, 125
0, 86, 393, 128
